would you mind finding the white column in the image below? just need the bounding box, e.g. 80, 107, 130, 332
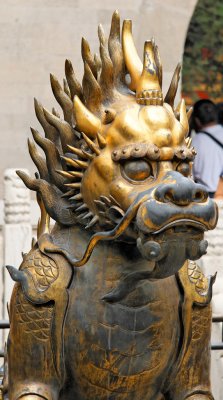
202, 200, 223, 400
3, 169, 32, 320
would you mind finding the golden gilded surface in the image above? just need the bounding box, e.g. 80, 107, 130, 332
3, 10, 218, 400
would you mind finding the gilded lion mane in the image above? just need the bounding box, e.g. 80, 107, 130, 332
17, 10, 192, 233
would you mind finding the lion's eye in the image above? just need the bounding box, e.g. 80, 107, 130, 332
176, 162, 191, 177
122, 160, 153, 182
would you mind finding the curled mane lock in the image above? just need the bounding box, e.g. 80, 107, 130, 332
40, 192, 150, 267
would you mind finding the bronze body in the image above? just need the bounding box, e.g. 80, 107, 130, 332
3, 11, 218, 400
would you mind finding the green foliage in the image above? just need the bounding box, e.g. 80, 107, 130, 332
182, 0, 223, 105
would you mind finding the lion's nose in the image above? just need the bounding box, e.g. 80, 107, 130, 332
154, 173, 208, 206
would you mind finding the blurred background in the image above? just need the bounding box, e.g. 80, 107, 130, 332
1, 0, 223, 398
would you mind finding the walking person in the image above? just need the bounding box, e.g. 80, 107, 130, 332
191, 99, 223, 198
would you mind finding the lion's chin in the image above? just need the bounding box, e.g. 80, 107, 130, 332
137, 224, 208, 279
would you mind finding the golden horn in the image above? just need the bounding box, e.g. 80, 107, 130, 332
136, 40, 163, 105
179, 99, 189, 135
187, 107, 193, 121
164, 63, 181, 108
154, 44, 162, 88
73, 96, 101, 139
122, 20, 142, 91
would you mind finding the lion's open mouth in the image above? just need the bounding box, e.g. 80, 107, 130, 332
137, 219, 206, 248
136, 217, 208, 279
151, 219, 207, 235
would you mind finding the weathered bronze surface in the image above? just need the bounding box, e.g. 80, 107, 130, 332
3, 11, 218, 400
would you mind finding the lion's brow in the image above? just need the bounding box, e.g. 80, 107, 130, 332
111, 143, 196, 162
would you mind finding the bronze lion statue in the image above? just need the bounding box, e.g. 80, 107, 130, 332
3, 11, 218, 400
